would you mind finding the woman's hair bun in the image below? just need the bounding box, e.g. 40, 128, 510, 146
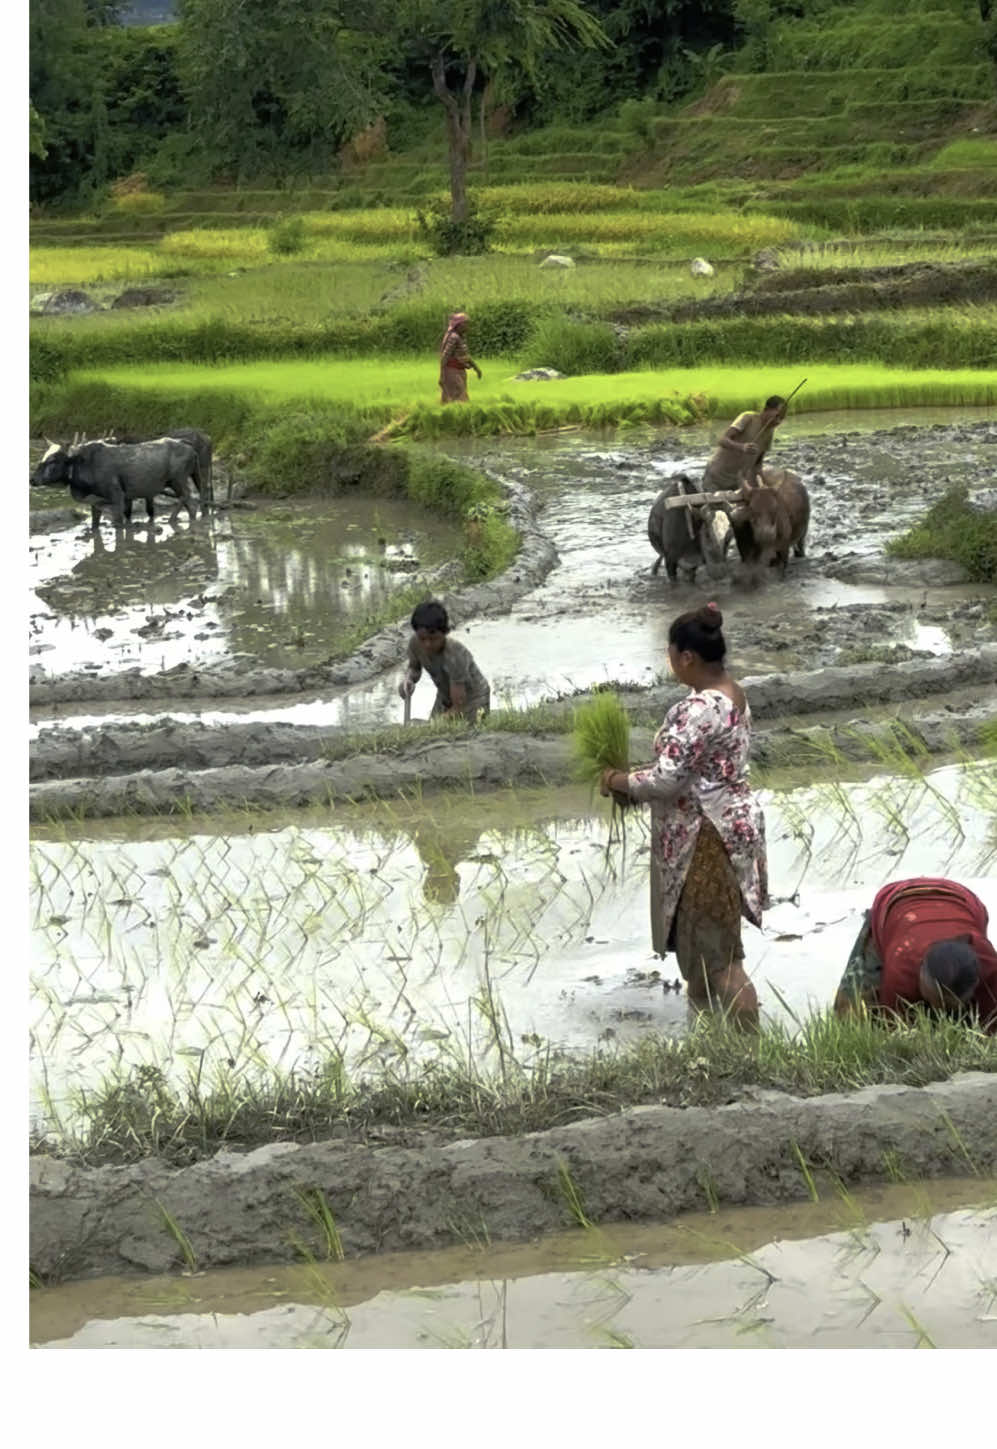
697, 603, 723, 632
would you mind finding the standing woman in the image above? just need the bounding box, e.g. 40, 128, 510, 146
601, 604, 767, 1024
439, 311, 482, 404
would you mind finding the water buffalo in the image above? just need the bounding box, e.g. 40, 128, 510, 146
34, 437, 201, 530
106, 427, 214, 509
647, 473, 733, 582
729, 471, 810, 579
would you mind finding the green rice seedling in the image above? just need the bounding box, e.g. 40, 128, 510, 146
571, 690, 631, 791
898, 1304, 937, 1349
294, 1186, 346, 1262
556, 1158, 594, 1230
154, 1199, 197, 1273
698, 1169, 721, 1215
938, 1109, 980, 1177
790, 1141, 821, 1203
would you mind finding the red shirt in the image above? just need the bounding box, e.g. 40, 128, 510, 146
870, 878, 997, 1030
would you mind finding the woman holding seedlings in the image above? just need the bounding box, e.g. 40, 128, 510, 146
439, 311, 482, 404
600, 604, 767, 1025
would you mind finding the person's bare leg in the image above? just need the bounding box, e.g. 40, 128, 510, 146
710, 960, 758, 1028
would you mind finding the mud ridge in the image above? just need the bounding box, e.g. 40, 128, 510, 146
28, 1073, 997, 1281
29, 647, 997, 786
28, 472, 559, 708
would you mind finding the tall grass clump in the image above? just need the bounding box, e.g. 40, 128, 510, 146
520, 317, 623, 376
888, 486, 997, 582
267, 215, 307, 256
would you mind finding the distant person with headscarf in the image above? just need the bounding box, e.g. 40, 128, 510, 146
439, 311, 482, 404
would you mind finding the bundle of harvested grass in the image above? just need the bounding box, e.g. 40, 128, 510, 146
571, 690, 631, 796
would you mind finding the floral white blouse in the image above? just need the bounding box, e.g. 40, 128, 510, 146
628, 688, 768, 944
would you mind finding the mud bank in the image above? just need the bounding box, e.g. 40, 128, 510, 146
28, 648, 997, 818
29, 1073, 997, 1282
28, 472, 558, 708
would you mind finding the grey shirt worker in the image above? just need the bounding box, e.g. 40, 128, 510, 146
407, 636, 491, 720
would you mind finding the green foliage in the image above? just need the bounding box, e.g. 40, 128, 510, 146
521, 317, 622, 375
571, 691, 631, 784
415, 197, 496, 256
267, 215, 308, 256
618, 97, 658, 147
42, 1006, 997, 1166
888, 486, 997, 582
176, 0, 389, 180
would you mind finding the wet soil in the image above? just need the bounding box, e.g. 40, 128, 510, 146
29, 1179, 996, 1347
27, 417, 997, 759
27, 1075, 997, 1284
27, 649, 997, 817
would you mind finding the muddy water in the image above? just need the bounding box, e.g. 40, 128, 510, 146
30, 1179, 997, 1348
30, 414, 996, 736
29, 760, 997, 1133
28, 494, 460, 678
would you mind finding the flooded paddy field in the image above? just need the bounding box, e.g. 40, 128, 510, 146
30, 760, 997, 1138
31, 1179, 997, 1348
28, 414, 997, 738
28, 492, 461, 681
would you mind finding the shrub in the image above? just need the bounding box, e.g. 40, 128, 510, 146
110, 190, 166, 217
267, 216, 308, 256
520, 317, 622, 375
415, 198, 496, 257
888, 487, 997, 583
617, 97, 658, 147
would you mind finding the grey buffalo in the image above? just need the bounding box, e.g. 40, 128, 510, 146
647, 473, 732, 582
106, 427, 214, 509
34, 437, 201, 530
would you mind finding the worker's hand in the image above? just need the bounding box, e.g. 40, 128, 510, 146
398, 676, 415, 700
473, 365, 483, 379
600, 767, 627, 798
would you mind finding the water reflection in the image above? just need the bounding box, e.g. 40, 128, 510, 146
29, 496, 462, 677
31, 1187, 997, 1350
410, 820, 486, 905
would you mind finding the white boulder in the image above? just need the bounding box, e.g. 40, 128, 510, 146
539, 254, 575, 269
690, 257, 715, 277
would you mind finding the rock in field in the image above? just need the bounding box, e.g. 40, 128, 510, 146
690, 257, 715, 278
539, 254, 575, 269
754, 248, 782, 271
111, 287, 177, 309
514, 368, 565, 382
42, 289, 97, 315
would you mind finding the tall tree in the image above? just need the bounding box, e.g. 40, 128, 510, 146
30, 0, 103, 202
177, 0, 389, 180
405, 0, 609, 223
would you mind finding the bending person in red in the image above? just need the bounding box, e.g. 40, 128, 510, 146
835, 877, 997, 1031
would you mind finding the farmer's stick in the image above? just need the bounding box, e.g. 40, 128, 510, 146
403, 691, 411, 726
782, 377, 807, 410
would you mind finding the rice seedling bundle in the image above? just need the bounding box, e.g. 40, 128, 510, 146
571, 690, 631, 790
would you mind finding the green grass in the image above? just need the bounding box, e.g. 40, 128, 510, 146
36, 1009, 997, 1168
888, 486, 997, 582
28, 205, 813, 283
63, 360, 997, 441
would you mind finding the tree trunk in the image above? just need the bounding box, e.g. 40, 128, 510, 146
432, 52, 477, 223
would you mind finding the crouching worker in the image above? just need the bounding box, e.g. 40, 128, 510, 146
834, 876, 997, 1031
398, 599, 491, 723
